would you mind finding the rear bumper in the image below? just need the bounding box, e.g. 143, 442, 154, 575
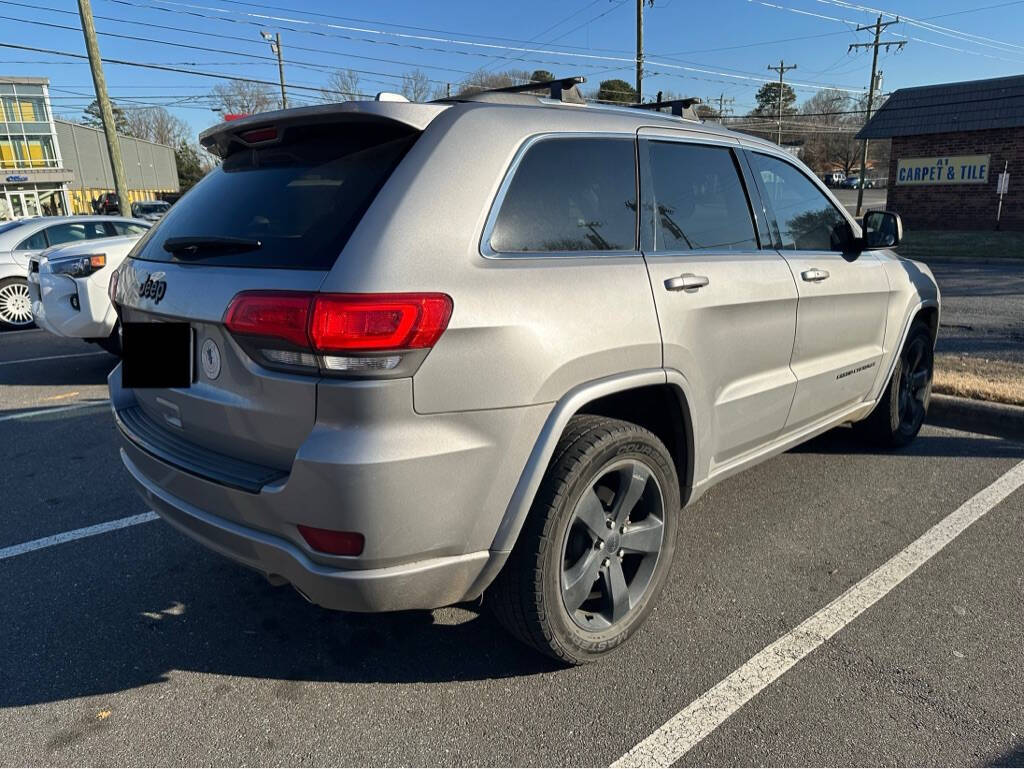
122, 447, 499, 611
109, 363, 547, 611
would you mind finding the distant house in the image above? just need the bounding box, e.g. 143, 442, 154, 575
858, 74, 1024, 231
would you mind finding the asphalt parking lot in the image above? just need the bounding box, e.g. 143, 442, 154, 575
2, 328, 1023, 767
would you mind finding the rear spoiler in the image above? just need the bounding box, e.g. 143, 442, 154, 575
199, 101, 449, 158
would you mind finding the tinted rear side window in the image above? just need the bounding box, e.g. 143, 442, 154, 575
133, 123, 418, 269
489, 137, 637, 253
645, 141, 757, 252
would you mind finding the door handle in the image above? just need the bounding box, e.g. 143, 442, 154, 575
801, 268, 830, 282
665, 273, 710, 292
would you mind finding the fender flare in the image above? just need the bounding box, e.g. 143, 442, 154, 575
869, 298, 940, 402
488, 368, 700, 554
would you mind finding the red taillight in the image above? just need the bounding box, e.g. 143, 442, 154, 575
239, 126, 277, 143
310, 293, 452, 352
223, 291, 453, 373
224, 291, 312, 348
296, 525, 364, 556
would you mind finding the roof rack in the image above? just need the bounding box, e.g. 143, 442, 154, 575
631, 95, 702, 121
478, 75, 587, 104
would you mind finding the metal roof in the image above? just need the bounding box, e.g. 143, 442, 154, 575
857, 74, 1024, 139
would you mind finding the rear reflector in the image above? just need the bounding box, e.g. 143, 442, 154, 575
296, 525, 364, 556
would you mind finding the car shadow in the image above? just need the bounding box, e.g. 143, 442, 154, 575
1, 533, 562, 708
0, 352, 117, 386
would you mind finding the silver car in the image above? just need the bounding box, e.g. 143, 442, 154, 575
0, 215, 149, 328
108, 83, 939, 663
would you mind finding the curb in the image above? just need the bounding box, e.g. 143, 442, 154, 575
927, 394, 1024, 442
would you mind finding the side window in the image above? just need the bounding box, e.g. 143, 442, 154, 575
110, 222, 149, 236
646, 141, 758, 251
489, 137, 637, 253
750, 153, 849, 252
16, 230, 48, 250
44, 222, 107, 246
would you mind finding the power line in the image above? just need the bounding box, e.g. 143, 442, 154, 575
100, 0, 865, 93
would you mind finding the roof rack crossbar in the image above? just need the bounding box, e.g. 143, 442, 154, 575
631, 96, 702, 120
483, 75, 586, 103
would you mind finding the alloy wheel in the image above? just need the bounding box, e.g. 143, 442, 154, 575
898, 335, 931, 431
0, 281, 33, 327
560, 459, 665, 631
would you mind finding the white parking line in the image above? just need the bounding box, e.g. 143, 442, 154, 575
0, 351, 108, 367
0, 400, 110, 422
613, 458, 1024, 768
0, 512, 158, 561
0, 327, 44, 335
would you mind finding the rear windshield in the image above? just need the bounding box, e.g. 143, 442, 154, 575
132, 122, 418, 269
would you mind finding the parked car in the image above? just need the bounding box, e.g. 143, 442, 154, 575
108, 90, 939, 664
823, 171, 846, 187
93, 192, 121, 215
840, 176, 875, 189
131, 200, 171, 223
27, 234, 145, 354
0, 215, 149, 328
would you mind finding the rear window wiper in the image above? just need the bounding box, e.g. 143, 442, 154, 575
162, 236, 262, 258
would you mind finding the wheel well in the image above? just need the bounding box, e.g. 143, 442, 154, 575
576, 384, 694, 504
914, 306, 939, 344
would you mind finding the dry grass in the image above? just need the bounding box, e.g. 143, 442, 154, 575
933, 354, 1024, 406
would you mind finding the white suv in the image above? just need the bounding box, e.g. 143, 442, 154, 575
28, 235, 144, 354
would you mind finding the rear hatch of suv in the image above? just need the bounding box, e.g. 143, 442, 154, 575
114, 104, 443, 475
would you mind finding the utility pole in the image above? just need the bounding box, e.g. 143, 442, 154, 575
262, 30, 287, 109
715, 93, 734, 123
635, 0, 644, 102
635, 0, 655, 102
767, 60, 797, 146
77, 0, 130, 217
849, 15, 905, 216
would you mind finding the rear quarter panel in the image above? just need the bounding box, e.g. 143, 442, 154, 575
320, 104, 664, 414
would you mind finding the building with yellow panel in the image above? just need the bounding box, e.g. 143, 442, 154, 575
2, 76, 179, 220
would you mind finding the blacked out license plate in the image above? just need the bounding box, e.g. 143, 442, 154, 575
121, 322, 194, 389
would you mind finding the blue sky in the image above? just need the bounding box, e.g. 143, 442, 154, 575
3, 0, 1024, 138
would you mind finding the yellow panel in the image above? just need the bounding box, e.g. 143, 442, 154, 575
27, 141, 44, 167
15, 101, 36, 121
0, 140, 14, 168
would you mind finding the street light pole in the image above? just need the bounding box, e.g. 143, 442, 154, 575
262, 30, 287, 109
77, 0, 130, 216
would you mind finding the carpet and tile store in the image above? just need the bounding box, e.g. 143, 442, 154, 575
1, 76, 179, 220
858, 74, 1024, 231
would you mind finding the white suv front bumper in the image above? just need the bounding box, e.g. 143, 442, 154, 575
27, 265, 117, 340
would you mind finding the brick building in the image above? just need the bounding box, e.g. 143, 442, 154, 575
857, 74, 1024, 231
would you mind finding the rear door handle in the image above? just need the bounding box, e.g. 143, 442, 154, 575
665, 273, 710, 292
801, 268, 830, 282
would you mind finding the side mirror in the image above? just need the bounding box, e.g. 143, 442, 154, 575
862, 210, 903, 249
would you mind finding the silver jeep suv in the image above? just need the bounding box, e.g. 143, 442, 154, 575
108, 80, 939, 664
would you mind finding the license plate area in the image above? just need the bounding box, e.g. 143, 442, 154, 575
122, 321, 194, 389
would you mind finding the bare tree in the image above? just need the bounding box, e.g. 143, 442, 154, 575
400, 69, 431, 102
123, 106, 190, 147
322, 69, 362, 102
209, 80, 279, 115
457, 69, 531, 96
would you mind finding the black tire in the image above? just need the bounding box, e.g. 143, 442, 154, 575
0, 277, 34, 329
95, 321, 122, 356
490, 415, 680, 664
855, 321, 933, 447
